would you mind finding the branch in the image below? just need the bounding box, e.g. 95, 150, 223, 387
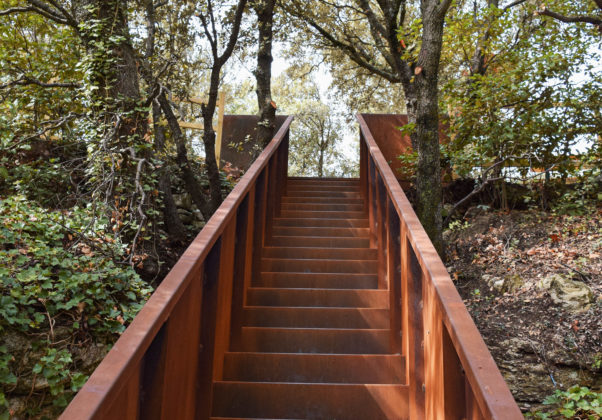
536, 6, 602, 31
218, 0, 248, 65
289, 5, 400, 82
0, 76, 81, 89
502, 0, 528, 11
0, 6, 34, 16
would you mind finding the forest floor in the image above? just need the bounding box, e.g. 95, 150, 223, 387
444, 208, 602, 412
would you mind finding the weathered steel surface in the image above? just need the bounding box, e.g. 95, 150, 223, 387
358, 113, 522, 419
360, 113, 448, 184
220, 114, 289, 170
60, 111, 520, 420
60, 116, 294, 420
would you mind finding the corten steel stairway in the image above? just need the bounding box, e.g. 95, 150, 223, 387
210, 177, 407, 419
61, 115, 523, 420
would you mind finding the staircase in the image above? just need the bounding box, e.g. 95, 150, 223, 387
61, 116, 522, 420
211, 178, 408, 420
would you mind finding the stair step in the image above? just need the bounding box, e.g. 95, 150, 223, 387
281, 203, 365, 212
211, 418, 302, 420
223, 353, 404, 384
272, 226, 370, 237
271, 236, 370, 248
280, 210, 366, 219
212, 382, 408, 420
286, 185, 361, 192
287, 177, 359, 186
262, 247, 376, 260
242, 307, 389, 328
281, 196, 364, 205
247, 288, 388, 308
255, 272, 378, 289
285, 191, 361, 199
273, 218, 369, 228
238, 327, 389, 353
261, 258, 377, 274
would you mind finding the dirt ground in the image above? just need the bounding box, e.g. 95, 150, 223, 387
444, 208, 602, 412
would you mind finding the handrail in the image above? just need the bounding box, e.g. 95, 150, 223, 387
357, 113, 522, 419
61, 116, 294, 420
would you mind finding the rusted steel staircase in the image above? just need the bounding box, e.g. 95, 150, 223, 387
61, 115, 523, 419
211, 177, 406, 419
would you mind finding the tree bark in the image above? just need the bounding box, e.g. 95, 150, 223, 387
157, 91, 213, 221
411, 0, 450, 255
198, 0, 248, 213
152, 101, 188, 242
253, 0, 277, 147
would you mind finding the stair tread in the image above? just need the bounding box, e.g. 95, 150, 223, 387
223, 352, 404, 384
212, 382, 408, 420
247, 288, 388, 308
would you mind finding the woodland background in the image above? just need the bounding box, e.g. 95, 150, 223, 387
0, 0, 600, 418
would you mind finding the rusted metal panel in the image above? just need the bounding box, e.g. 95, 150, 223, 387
220, 115, 289, 171
360, 113, 448, 184
358, 113, 522, 419
60, 117, 293, 420
386, 197, 402, 353
408, 244, 426, 419
161, 270, 203, 419
212, 221, 237, 382
443, 325, 466, 419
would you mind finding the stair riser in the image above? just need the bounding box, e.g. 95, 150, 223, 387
247, 289, 388, 308
261, 258, 378, 274
273, 218, 369, 228
262, 247, 377, 260
285, 191, 361, 198
282, 196, 364, 205
255, 272, 378, 289
242, 307, 389, 328
212, 382, 409, 419
272, 226, 370, 237
287, 178, 359, 186
237, 328, 390, 354
286, 187, 362, 194
270, 236, 370, 248
280, 210, 366, 219
281, 203, 365, 212
223, 353, 405, 384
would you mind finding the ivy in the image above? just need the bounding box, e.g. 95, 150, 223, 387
0, 195, 152, 416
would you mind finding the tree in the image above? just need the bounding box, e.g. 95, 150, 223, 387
283, 0, 453, 253
272, 67, 352, 177
252, 0, 278, 147
441, 0, 601, 213
536, 0, 602, 32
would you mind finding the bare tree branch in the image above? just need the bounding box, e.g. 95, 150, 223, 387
0, 76, 81, 89
537, 6, 602, 32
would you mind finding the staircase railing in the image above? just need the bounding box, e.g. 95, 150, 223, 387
358, 113, 522, 419
60, 116, 293, 420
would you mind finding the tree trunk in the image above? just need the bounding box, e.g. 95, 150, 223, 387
411, 1, 448, 256
201, 68, 224, 214
157, 92, 213, 221
152, 101, 187, 242
254, 0, 277, 147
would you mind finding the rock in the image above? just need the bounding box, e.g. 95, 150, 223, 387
193, 209, 204, 222
493, 338, 598, 403
177, 208, 194, 224
538, 274, 594, 312
483, 274, 524, 293
173, 193, 192, 210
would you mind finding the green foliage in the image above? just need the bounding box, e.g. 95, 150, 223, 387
553, 152, 601, 215
442, 0, 601, 181
528, 386, 602, 419
0, 195, 152, 415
